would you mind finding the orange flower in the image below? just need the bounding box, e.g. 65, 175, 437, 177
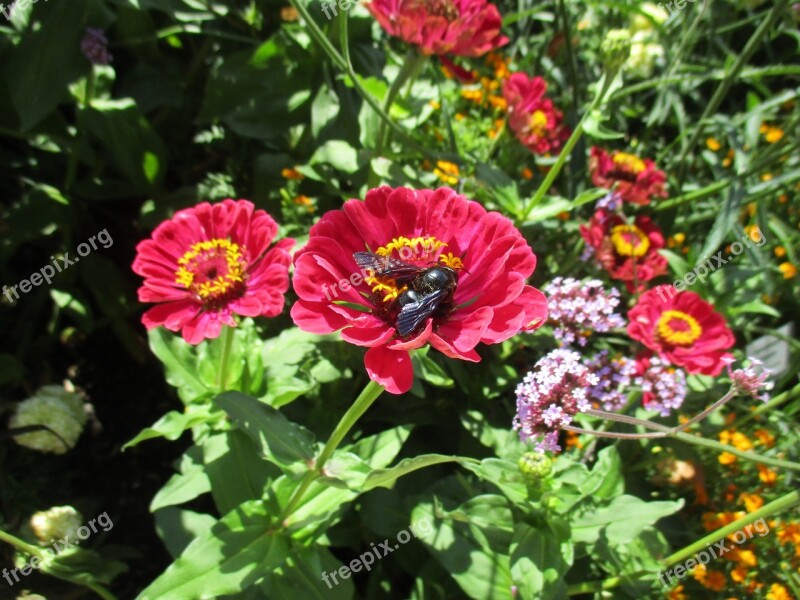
667, 584, 687, 600
777, 522, 800, 545
521, 167, 534, 180
282, 167, 304, 180
758, 464, 778, 485
719, 452, 737, 466
739, 492, 765, 513
703, 570, 727, 591
766, 583, 793, 600
754, 428, 776, 448
779, 262, 797, 279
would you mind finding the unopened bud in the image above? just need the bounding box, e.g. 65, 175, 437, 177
518, 452, 553, 482
30, 506, 83, 545
601, 29, 632, 72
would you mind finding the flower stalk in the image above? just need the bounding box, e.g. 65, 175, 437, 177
280, 379, 385, 523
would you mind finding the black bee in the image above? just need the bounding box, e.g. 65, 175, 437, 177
353, 252, 459, 337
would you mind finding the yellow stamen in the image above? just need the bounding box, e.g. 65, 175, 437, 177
610, 224, 650, 257
612, 152, 646, 174
656, 310, 702, 346
175, 238, 247, 301
528, 110, 548, 137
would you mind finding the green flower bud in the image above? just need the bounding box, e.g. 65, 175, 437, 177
30, 506, 83, 545
631, 2, 669, 32
601, 29, 633, 72
9, 386, 86, 454
518, 452, 553, 482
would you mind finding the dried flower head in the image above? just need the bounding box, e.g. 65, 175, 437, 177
722, 356, 774, 402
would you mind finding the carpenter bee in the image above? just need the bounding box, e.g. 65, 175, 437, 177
353, 252, 459, 337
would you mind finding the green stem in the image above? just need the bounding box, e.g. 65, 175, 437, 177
663, 490, 800, 567
288, 0, 434, 160
671, 430, 800, 471
0, 529, 117, 600
375, 49, 427, 156
675, 0, 790, 184
518, 71, 617, 223
732, 383, 800, 431
0, 528, 46, 558
217, 325, 235, 392
280, 379, 385, 523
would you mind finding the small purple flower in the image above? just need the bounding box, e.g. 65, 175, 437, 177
722, 356, 773, 402
595, 192, 622, 213
514, 349, 599, 452
586, 350, 637, 412
635, 356, 687, 417
543, 277, 626, 347
80, 28, 112, 66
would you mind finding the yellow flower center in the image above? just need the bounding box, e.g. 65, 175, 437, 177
365, 236, 463, 302
529, 110, 548, 137
610, 224, 650, 257
656, 310, 702, 346
612, 152, 646, 174
175, 238, 247, 302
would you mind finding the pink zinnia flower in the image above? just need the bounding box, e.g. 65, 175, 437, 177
132, 200, 294, 345
367, 0, 508, 57
627, 287, 735, 376
589, 147, 668, 206
291, 187, 548, 394
503, 73, 570, 155
580, 209, 668, 292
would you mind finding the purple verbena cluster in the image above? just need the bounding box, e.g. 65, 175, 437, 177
80, 28, 112, 66
514, 349, 599, 452
722, 356, 773, 402
586, 350, 637, 412
637, 356, 688, 417
544, 277, 626, 346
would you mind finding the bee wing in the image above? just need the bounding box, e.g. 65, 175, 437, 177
396, 289, 449, 337
353, 252, 421, 282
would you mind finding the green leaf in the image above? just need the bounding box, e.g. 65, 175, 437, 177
363, 455, 472, 491
123, 407, 217, 449
138, 500, 288, 600
572, 495, 683, 545
461, 459, 528, 504
147, 329, 211, 404
260, 542, 355, 599
583, 109, 625, 140
79, 99, 167, 191
659, 249, 690, 279
510, 523, 570, 600
150, 446, 211, 512
4, 0, 113, 130
348, 425, 413, 469
311, 85, 341, 138
215, 391, 317, 473
578, 446, 624, 499
412, 495, 514, 600
310, 140, 361, 173
154, 508, 217, 559
203, 430, 279, 514
319, 451, 373, 490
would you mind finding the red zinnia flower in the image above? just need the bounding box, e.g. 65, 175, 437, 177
367, 0, 508, 57
579, 209, 668, 292
589, 147, 668, 206
291, 187, 548, 394
503, 73, 570, 155
132, 199, 294, 345
627, 287, 735, 376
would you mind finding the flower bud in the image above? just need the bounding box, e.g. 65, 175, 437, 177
9, 386, 87, 454
30, 506, 83, 545
601, 29, 632, 72
631, 2, 669, 32
518, 452, 553, 482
